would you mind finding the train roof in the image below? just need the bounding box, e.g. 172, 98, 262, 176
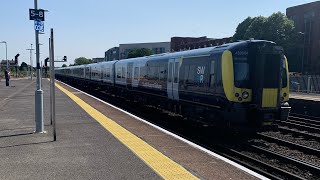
57, 40, 275, 69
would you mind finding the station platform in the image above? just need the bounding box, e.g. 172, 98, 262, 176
290, 92, 320, 101
290, 92, 320, 116
0, 79, 264, 180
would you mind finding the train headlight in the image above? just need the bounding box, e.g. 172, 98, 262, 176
242, 91, 249, 99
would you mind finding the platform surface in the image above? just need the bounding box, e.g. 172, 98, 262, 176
290, 92, 320, 101
0, 79, 260, 180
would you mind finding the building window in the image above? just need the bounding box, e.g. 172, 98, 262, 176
304, 11, 315, 19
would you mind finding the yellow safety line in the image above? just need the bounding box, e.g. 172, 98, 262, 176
55, 83, 199, 180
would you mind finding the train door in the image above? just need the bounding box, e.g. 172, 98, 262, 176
127, 62, 133, 89
167, 57, 180, 100
132, 63, 140, 88
251, 44, 282, 109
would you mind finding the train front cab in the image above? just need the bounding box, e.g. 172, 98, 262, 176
222, 41, 290, 128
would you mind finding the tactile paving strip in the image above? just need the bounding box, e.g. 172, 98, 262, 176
55, 83, 199, 180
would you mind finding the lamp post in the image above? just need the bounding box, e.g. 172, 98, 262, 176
298, 32, 305, 74
0, 41, 8, 70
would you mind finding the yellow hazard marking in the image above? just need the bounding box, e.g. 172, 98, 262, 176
55, 83, 199, 180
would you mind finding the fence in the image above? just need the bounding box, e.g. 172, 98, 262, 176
0, 70, 32, 79
290, 75, 320, 94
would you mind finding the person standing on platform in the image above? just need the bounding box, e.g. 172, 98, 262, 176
4, 69, 10, 86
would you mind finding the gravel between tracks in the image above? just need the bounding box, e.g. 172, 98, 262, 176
280, 126, 320, 138
261, 131, 320, 152
240, 149, 318, 180
250, 139, 320, 166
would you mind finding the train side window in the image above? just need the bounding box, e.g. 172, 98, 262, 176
134, 67, 139, 80
183, 66, 190, 88
159, 61, 167, 81
117, 67, 121, 79
106, 67, 110, 78
210, 60, 215, 87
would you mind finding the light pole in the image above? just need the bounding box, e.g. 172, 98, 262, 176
26, 44, 35, 80
298, 32, 305, 74
34, 0, 44, 133
0, 41, 8, 70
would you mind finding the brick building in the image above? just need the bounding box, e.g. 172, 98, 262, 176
287, 1, 320, 74
119, 42, 170, 59
92, 57, 105, 63
105, 47, 119, 61
170, 36, 232, 52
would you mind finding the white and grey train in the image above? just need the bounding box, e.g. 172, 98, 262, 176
56, 40, 290, 130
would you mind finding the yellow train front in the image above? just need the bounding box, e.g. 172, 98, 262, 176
221, 40, 290, 128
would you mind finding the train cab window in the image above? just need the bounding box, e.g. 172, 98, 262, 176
210, 60, 215, 87
134, 67, 139, 80
234, 62, 249, 86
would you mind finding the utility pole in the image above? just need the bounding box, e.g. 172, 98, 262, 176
34, 0, 44, 133
26, 44, 34, 80
50, 29, 56, 141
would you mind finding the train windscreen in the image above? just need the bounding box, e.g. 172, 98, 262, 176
233, 48, 250, 88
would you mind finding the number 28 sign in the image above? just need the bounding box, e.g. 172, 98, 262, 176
34, 20, 44, 32
29, 9, 45, 21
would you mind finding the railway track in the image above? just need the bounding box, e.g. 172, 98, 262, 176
277, 126, 320, 141
277, 120, 320, 134
256, 133, 320, 157
60, 80, 320, 180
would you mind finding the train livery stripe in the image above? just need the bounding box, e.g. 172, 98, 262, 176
282, 56, 289, 101
55, 83, 199, 180
221, 50, 235, 101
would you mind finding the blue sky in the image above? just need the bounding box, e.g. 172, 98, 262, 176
0, 0, 315, 66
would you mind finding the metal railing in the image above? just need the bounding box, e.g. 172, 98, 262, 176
290, 75, 320, 94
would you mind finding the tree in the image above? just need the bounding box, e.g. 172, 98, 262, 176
243, 16, 267, 40
233, 17, 253, 41
62, 64, 67, 67
233, 12, 300, 71
19, 62, 28, 71
74, 57, 92, 65
127, 48, 154, 59
233, 12, 297, 50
